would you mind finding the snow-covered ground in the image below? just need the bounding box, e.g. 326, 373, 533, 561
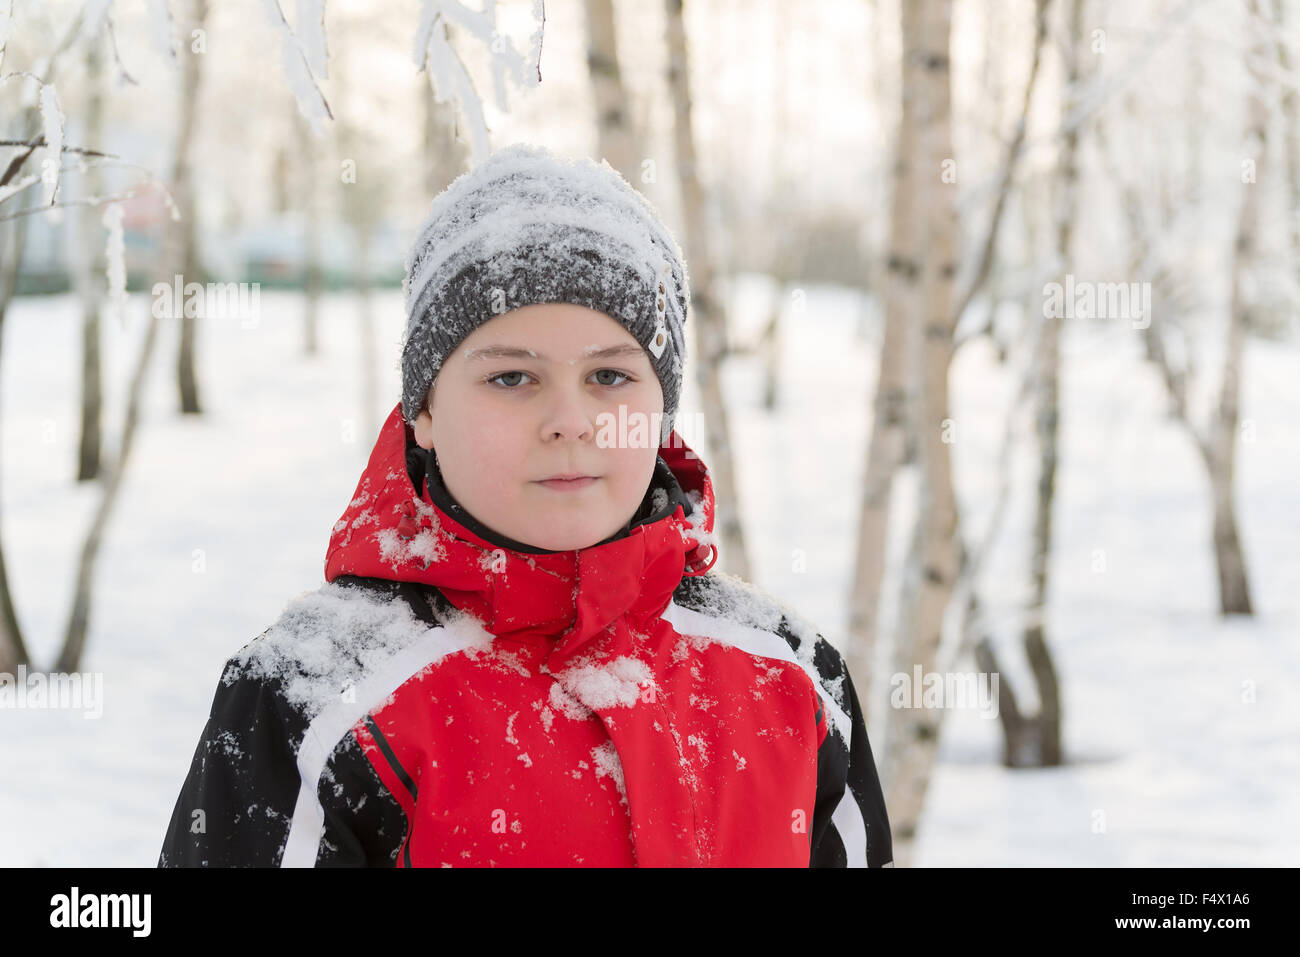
0, 279, 1295, 866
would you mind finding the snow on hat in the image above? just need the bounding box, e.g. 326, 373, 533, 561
399, 142, 690, 445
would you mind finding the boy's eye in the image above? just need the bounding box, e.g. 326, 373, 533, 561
487, 371, 532, 388
485, 369, 634, 389
592, 369, 632, 387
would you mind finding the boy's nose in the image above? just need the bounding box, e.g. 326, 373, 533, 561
539, 394, 598, 442
542, 419, 596, 443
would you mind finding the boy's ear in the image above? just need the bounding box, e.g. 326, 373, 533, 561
412, 409, 436, 451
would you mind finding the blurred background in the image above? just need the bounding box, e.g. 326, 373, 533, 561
0, 0, 1296, 867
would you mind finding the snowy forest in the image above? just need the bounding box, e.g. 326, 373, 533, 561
1, 0, 1297, 868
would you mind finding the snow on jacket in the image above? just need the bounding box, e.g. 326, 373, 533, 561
158, 402, 892, 867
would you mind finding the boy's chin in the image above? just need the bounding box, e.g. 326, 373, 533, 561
522, 521, 620, 552
526, 531, 602, 551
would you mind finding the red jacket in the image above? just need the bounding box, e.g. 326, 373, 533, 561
159, 403, 892, 867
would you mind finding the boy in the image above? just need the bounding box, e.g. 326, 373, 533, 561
158, 143, 892, 867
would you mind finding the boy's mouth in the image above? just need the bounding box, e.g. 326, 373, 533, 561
535, 474, 600, 491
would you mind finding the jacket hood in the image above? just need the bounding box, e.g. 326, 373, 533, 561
324, 403, 718, 659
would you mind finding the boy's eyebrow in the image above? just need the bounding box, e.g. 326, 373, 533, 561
463, 344, 647, 363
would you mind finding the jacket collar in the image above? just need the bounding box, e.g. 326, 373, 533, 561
324, 404, 718, 659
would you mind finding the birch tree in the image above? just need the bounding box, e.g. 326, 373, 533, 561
73, 31, 104, 481
1273, 0, 1300, 288
335, 14, 387, 444
0, 0, 159, 675
849, 0, 1049, 737
880, 0, 962, 867
1200, 0, 1271, 616
977, 0, 1086, 769
174, 0, 208, 416
664, 0, 751, 581
62, 0, 215, 671
419, 22, 470, 200
584, 0, 641, 180
1105, 3, 1266, 618
844, 0, 923, 709
296, 100, 323, 357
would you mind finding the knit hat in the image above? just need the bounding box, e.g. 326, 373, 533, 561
400, 142, 690, 446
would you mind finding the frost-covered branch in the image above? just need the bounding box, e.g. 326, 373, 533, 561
0, 69, 66, 205
413, 0, 545, 164
0, 169, 178, 224
296, 0, 329, 78
261, 0, 334, 132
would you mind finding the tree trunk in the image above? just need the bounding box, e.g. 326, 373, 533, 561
663, 0, 751, 581
1019, 0, 1086, 770
1095, 44, 1256, 620
1205, 445, 1253, 615
296, 105, 322, 357
56, 1, 206, 670
420, 28, 471, 200
844, 0, 923, 715
57, 303, 162, 672
974, 632, 1032, 765
755, 1, 798, 416
174, 0, 208, 416
0, 115, 59, 675
75, 36, 104, 482
881, 0, 963, 867
336, 25, 386, 444
1204, 0, 1266, 617
584, 0, 641, 180
1273, 0, 1300, 284
0, 209, 33, 675
357, 226, 379, 441
759, 282, 783, 411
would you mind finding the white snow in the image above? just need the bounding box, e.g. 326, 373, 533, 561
235, 579, 445, 721
590, 740, 627, 805
375, 524, 446, 570
556, 655, 653, 711
546, 679, 593, 721
678, 487, 717, 555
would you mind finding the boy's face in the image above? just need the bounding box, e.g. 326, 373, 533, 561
413, 302, 665, 552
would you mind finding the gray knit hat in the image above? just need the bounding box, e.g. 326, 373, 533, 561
400, 142, 690, 445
